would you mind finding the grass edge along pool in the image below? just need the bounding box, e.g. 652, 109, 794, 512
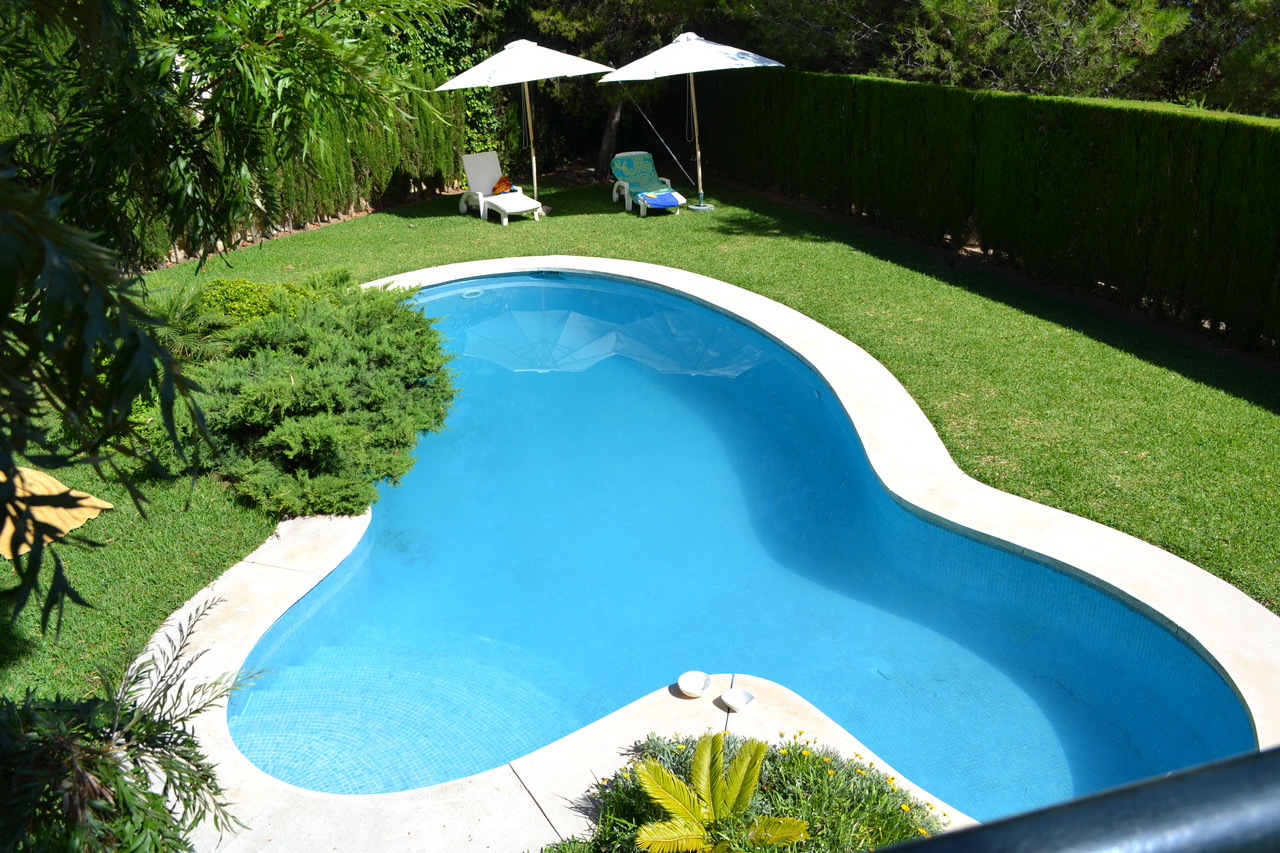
227, 256, 1269, 819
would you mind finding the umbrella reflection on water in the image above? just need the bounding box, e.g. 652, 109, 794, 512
462, 306, 767, 377
464, 310, 617, 372
615, 310, 767, 377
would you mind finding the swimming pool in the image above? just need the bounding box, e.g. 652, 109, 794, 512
227, 261, 1261, 822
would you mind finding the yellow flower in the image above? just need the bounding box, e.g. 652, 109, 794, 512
917, 828, 929, 836
856, 769, 867, 776
801, 750, 811, 756
891, 785, 899, 792
827, 769, 835, 776
780, 748, 789, 754
623, 773, 631, 778
900, 804, 910, 812
675, 744, 686, 751
797, 730, 805, 735
823, 757, 832, 763
778, 731, 786, 738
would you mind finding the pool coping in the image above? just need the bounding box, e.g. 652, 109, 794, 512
177, 255, 1280, 852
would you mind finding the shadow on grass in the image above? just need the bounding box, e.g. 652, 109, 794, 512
704, 183, 1280, 417
0, 604, 38, 679
386, 183, 622, 224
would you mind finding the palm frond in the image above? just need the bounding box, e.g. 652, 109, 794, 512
635, 818, 709, 853
724, 739, 767, 814
636, 759, 706, 825
690, 732, 719, 821
747, 816, 811, 846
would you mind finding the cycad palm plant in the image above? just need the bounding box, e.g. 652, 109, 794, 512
146, 282, 233, 363
634, 732, 809, 852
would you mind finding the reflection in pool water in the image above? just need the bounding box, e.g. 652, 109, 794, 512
228, 271, 1254, 820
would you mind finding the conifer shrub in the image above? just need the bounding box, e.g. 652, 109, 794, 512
142, 272, 454, 517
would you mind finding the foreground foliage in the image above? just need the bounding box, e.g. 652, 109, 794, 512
143, 272, 455, 517
633, 733, 809, 852
546, 733, 943, 853
0, 601, 241, 851
0, 0, 464, 621
0, 176, 201, 627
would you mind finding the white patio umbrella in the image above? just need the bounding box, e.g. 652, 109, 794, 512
599, 33, 783, 211
436, 40, 613, 200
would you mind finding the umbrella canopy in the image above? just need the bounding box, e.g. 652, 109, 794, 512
436, 40, 613, 200
600, 33, 783, 210
0, 467, 113, 560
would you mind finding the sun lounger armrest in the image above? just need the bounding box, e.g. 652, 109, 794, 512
612, 180, 631, 204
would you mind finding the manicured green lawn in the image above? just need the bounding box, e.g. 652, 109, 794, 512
150, 180, 1280, 613
8, 177, 1277, 700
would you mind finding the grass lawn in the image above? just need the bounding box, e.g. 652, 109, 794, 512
0, 468, 276, 698
7, 176, 1277, 700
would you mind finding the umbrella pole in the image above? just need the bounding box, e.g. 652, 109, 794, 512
523, 81, 539, 201
687, 73, 714, 211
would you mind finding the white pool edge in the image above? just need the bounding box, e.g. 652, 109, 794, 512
173, 255, 1280, 852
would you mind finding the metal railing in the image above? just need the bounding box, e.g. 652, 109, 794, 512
893, 746, 1280, 853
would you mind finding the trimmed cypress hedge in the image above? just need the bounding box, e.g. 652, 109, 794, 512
699, 70, 1280, 347
267, 67, 466, 234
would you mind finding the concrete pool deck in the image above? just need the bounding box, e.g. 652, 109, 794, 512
173, 256, 1280, 851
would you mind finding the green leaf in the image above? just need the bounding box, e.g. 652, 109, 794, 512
636, 759, 707, 825
690, 732, 719, 821
747, 816, 811, 846
635, 818, 709, 853
723, 739, 767, 816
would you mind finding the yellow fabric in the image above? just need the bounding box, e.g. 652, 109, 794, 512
0, 467, 114, 559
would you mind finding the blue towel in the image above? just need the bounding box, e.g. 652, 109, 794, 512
640, 190, 681, 209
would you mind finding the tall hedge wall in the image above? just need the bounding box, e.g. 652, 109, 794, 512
268, 67, 466, 233
699, 70, 1280, 346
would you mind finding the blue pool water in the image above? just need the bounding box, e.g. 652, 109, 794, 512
228, 271, 1254, 820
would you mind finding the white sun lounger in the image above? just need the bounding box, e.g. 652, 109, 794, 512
458, 151, 542, 226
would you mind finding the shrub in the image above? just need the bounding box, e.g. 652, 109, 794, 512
142, 272, 454, 517
0, 601, 243, 851
631, 732, 809, 851
544, 733, 944, 853
198, 277, 277, 325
